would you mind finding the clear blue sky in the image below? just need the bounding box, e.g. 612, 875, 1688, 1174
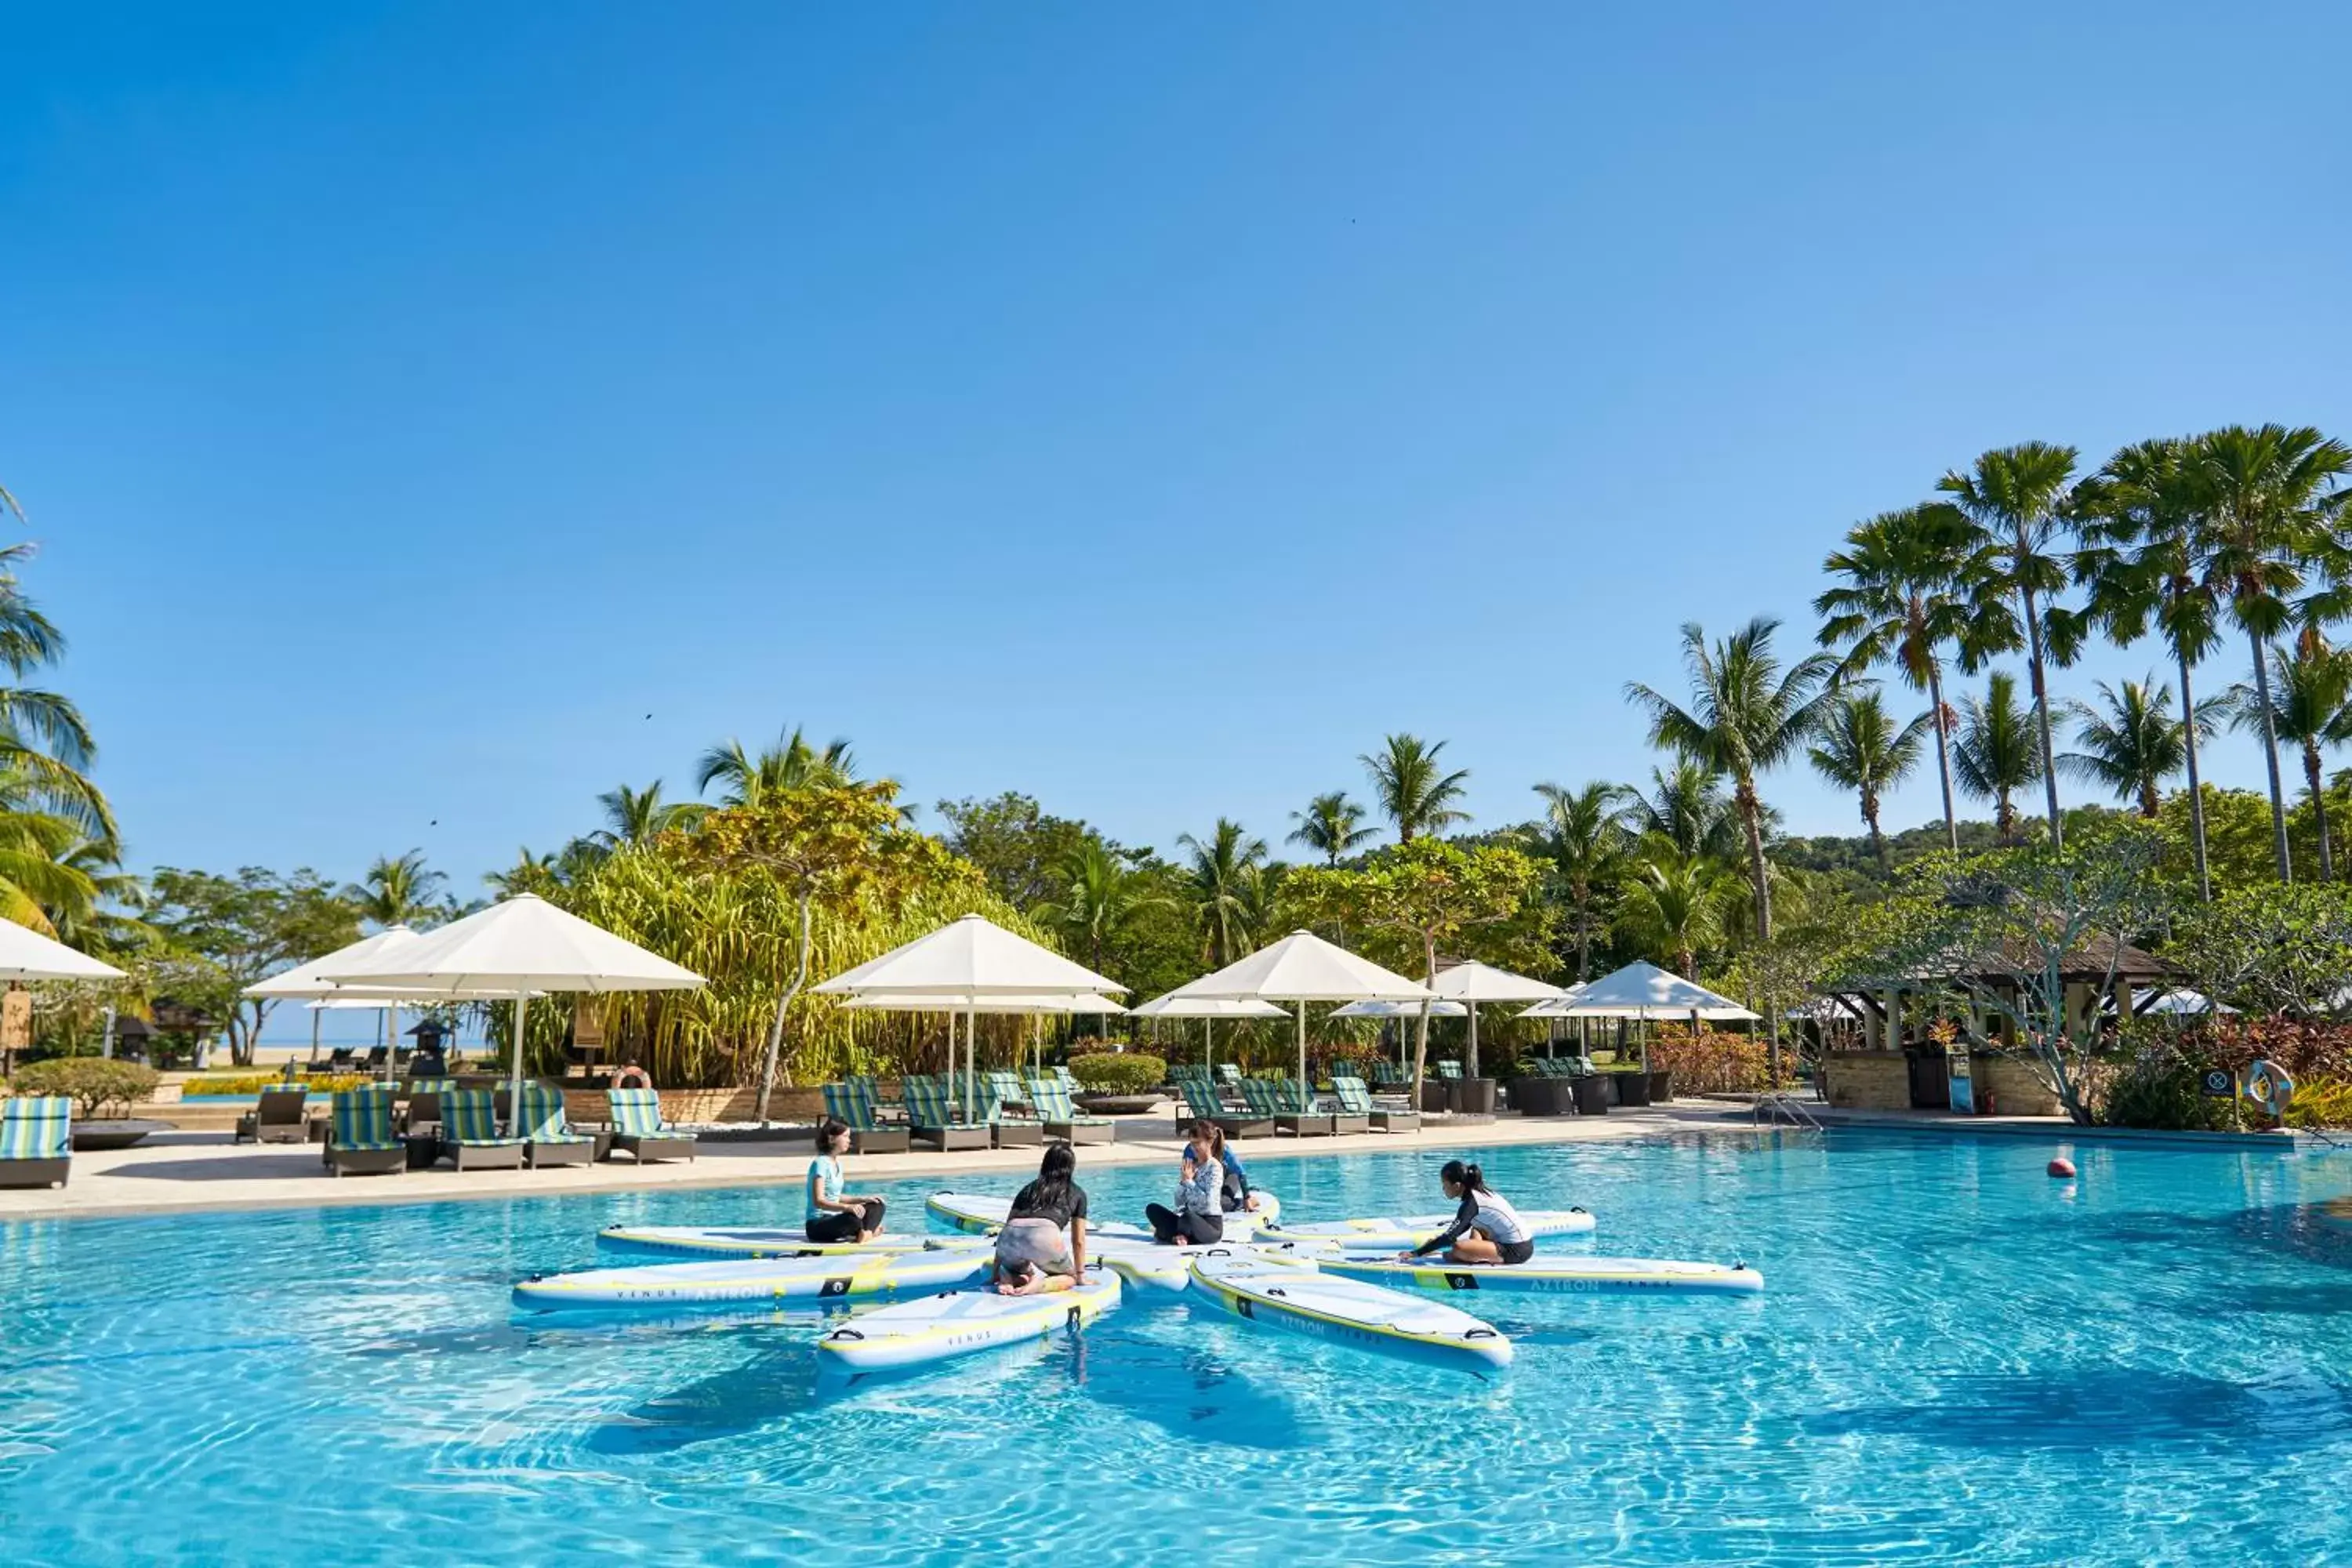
6, 2, 2350, 895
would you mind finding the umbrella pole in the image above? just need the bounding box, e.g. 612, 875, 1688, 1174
1204, 1017, 1214, 1080
386, 1000, 400, 1085
1468, 1001, 1479, 1079
1295, 1000, 1306, 1088
508, 992, 529, 1134
310, 1008, 320, 1067
964, 1007, 975, 1123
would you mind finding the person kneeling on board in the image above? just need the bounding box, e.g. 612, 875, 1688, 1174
993, 1142, 1090, 1296
1145, 1125, 1227, 1247
805, 1118, 887, 1243
1400, 1160, 1534, 1265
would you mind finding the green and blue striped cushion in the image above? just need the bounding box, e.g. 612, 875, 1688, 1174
517, 1083, 587, 1145
330, 1087, 400, 1152
1329, 1075, 1374, 1115
444, 1089, 524, 1147
0, 1096, 71, 1160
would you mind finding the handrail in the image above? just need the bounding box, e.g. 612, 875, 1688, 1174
1753, 1091, 1822, 1131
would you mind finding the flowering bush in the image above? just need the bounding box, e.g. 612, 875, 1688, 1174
1644, 1025, 1775, 1093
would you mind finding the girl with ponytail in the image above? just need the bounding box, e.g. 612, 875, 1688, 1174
1403, 1158, 1534, 1265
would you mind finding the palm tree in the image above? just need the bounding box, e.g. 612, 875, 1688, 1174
2059, 676, 2217, 819
1176, 819, 1269, 966
1806, 689, 1929, 873
1038, 840, 1173, 974
1359, 734, 1468, 842
347, 849, 445, 929
695, 727, 858, 808
2229, 642, 2352, 880
1940, 442, 2082, 845
1951, 673, 2043, 844
485, 848, 564, 898
1287, 791, 1374, 865
595, 779, 700, 846
1816, 504, 1994, 852
2073, 437, 2226, 898
1615, 850, 1726, 977
1625, 617, 1836, 947
1530, 781, 1628, 981
1626, 757, 1743, 863
2188, 424, 2352, 881
43, 835, 147, 953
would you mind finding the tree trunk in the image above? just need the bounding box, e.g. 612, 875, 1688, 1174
1410, 931, 1436, 1102
754, 892, 815, 1123
1735, 779, 1782, 1085
1926, 659, 1958, 854
2019, 562, 2063, 848
1863, 789, 1887, 874
1573, 880, 1592, 982
2176, 644, 2211, 902
2249, 629, 2292, 882
2307, 742, 2333, 882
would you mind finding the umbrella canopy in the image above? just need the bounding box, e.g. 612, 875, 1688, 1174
1129, 993, 1289, 1081
322, 894, 706, 1124
811, 913, 1123, 998
1428, 961, 1566, 1004
1329, 998, 1468, 1019
1517, 983, 1591, 1019
0, 917, 125, 982
1550, 961, 1760, 1021
840, 992, 1126, 1014
249, 927, 434, 1000
2132, 987, 2237, 1018
1169, 930, 1430, 1087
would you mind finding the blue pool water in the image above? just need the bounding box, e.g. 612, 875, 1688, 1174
5, 1131, 2352, 1565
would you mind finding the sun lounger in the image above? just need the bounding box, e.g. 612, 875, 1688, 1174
972, 1071, 1044, 1149
1305, 1074, 1370, 1135
517, 1083, 595, 1168
1254, 1076, 1336, 1138
821, 1081, 911, 1154
1179, 1067, 1269, 1140
1022, 1070, 1114, 1145
326, 1047, 358, 1072
0, 1095, 71, 1188
439, 1088, 526, 1170
236, 1086, 309, 1145
401, 1079, 454, 1137
1168, 1067, 1221, 1130
1435, 1060, 1463, 1080
1332, 1073, 1414, 1134
901, 1075, 989, 1152
604, 1087, 699, 1163
326, 1087, 406, 1178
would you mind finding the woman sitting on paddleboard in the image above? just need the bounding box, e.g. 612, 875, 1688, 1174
1145, 1125, 1226, 1247
1195, 1120, 1261, 1214
805, 1118, 887, 1243
1402, 1160, 1534, 1265
993, 1141, 1089, 1297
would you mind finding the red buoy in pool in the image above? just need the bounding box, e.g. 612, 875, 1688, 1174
2048, 1157, 2076, 1179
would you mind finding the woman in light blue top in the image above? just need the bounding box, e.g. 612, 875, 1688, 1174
1144, 1125, 1226, 1246
805, 1118, 887, 1243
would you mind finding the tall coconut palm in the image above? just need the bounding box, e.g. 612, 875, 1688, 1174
42, 835, 147, 953
2060, 676, 2218, 820
596, 779, 701, 846
1176, 819, 1269, 967
1951, 673, 2044, 844
1626, 757, 1743, 863
1614, 850, 1726, 977
2229, 642, 2352, 881
2073, 437, 2226, 898
1816, 504, 1994, 852
695, 727, 858, 808
1038, 840, 1173, 975
2187, 424, 2352, 882
347, 849, 445, 930
485, 848, 563, 898
1806, 689, 1929, 873
1939, 443, 2082, 846
1287, 790, 1374, 865
1359, 734, 1469, 842
1530, 781, 1629, 981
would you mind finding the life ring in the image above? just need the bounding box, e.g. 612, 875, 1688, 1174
2243, 1060, 2295, 1117
611, 1065, 652, 1091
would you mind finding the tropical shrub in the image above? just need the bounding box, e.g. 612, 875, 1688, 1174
2283, 1076, 2352, 1131
1645, 1023, 1775, 1092
13, 1058, 160, 1119
1067, 1052, 1166, 1094
183, 1073, 369, 1096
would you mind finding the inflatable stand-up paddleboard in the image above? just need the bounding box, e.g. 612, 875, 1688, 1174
1265, 1207, 1592, 1249
514, 1249, 992, 1312
818, 1267, 1123, 1376
1087, 1236, 1321, 1294
597, 1224, 983, 1260
1188, 1252, 1512, 1373
1318, 1253, 1762, 1295
927, 1189, 1280, 1240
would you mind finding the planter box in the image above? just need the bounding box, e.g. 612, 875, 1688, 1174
1454, 1078, 1497, 1116
1610, 1071, 1651, 1108
1571, 1075, 1610, 1116
1647, 1071, 1674, 1104
1421, 1081, 1450, 1114
1512, 1078, 1570, 1117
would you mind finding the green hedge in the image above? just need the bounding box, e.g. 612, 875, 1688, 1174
183, 1073, 371, 1097
12, 1058, 161, 1119
1067, 1052, 1167, 1094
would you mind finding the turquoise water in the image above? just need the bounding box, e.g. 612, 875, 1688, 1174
5, 1131, 2352, 1564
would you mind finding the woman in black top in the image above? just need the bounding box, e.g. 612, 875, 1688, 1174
993, 1141, 1090, 1296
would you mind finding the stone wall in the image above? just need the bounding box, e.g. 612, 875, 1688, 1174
1820, 1051, 2064, 1117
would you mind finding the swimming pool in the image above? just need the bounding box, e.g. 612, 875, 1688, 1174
3, 1130, 2350, 1565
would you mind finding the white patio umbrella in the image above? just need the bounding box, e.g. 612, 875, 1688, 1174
842, 991, 1127, 1076
1130, 993, 1290, 1079
1428, 960, 1568, 1077
319, 894, 705, 1131
1168, 929, 1430, 1087
1543, 960, 1759, 1071
0, 917, 125, 982
1330, 996, 1468, 1076
814, 914, 1127, 1121
2132, 987, 2237, 1018
249, 927, 495, 1083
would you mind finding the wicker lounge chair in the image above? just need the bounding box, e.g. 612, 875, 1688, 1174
967, 1072, 1043, 1149
821, 1081, 910, 1154
1331, 1073, 1414, 1134
901, 1076, 989, 1153
401, 1079, 454, 1138
605, 1087, 698, 1163
236, 1086, 309, 1145
0, 1095, 71, 1188
1252, 1076, 1335, 1138
1022, 1070, 1114, 1145
325, 1087, 405, 1178
1178, 1067, 1269, 1140
517, 1083, 595, 1168
439, 1088, 525, 1171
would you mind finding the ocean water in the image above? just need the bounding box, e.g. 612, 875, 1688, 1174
3, 1131, 2350, 1565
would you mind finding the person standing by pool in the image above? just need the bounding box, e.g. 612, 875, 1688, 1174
993, 1141, 1089, 1296
804, 1118, 887, 1243
1145, 1126, 1226, 1246
1401, 1160, 1534, 1265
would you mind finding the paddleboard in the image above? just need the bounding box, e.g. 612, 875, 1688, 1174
927, 1189, 1280, 1240
1318, 1253, 1763, 1295
597, 1224, 982, 1260
1265, 1207, 1594, 1248
514, 1249, 992, 1312
817, 1268, 1123, 1374
1087, 1236, 1321, 1294
1188, 1253, 1512, 1373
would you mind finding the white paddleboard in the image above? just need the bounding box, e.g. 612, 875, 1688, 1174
817, 1268, 1123, 1374
1318, 1253, 1762, 1295
1087, 1236, 1320, 1294
1266, 1207, 1593, 1248
597, 1224, 981, 1260
927, 1189, 1279, 1240
514, 1249, 992, 1312
1189, 1253, 1512, 1372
